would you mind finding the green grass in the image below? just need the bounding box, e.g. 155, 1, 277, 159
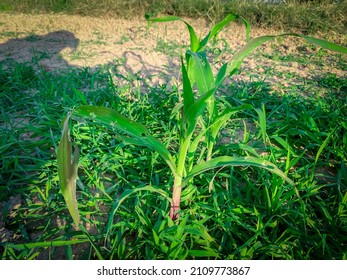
0, 0, 346, 34
1, 35, 346, 260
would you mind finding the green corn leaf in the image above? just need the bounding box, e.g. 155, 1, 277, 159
226, 33, 347, 80
57, 115, 80, 226
226, 35, 275, 77
241, 15, 251, 42
186, 51, 215, 95
199, 13, 238, 51
208, 13, 239, 38
199, 12, 250, 51
292, 33, 347, 54
181, 56, 194, 116
73, 105, 177, 175
186, 23, 200, 52
184, 87, 217, 136
184, 156, 294, 186
148, 13, 251, 53
148, 16, 199, 52
75, 105, 148, 135
215, 62, 228, 85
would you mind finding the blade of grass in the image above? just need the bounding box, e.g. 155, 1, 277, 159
3, 238, 89, 250
106, 185, 171, 231
310, 127, 336, 181
254, 104, 267, 144
79, 224, 104, 260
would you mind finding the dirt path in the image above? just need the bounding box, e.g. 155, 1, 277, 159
0, 13, 345, 87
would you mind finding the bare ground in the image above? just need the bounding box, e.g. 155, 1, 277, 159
0, 12, 345, 87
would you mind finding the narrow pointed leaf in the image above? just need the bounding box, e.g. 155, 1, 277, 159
199, 13, 250, 51
292, 33, 347, 54
226, 33, 347, 80
241, 14, 251, 42
75, 105, 148, 135
186, 23, 200, 52
184, 156, 294, 186
5, 239, 89, 250
199, 13, 238, 50
72, 87, 87, 105
206, 104, 254, 160
148, 16, 199, 51
73, 105, 177, 174
209, 13, 239, 38
79, 224, 104, 260
254, 104, 267, 143
184, 87, 217, 136
181, 56, 194, 115
57, 116, 80, 226
215, 62, 228, 85
187, 51, 214, 95
226, 35, 275, 77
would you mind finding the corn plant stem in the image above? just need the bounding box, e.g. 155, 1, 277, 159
170, 135, 192, 220
206, 142, 214, 162
170, 176, 182, 220
205, 98, 216, 161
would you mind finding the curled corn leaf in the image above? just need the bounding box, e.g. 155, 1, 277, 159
57, 115, 80, 226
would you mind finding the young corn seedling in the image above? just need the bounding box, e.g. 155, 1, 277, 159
57, 13, 347, 226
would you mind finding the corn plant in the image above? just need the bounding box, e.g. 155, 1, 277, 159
57, 13, 347, 226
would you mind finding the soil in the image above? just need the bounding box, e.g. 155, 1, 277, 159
0, 12, 345, 86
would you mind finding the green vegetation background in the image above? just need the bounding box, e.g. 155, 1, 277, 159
1, 0, 346, 34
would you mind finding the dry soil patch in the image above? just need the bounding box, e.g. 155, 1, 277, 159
0, 13, 345, 87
